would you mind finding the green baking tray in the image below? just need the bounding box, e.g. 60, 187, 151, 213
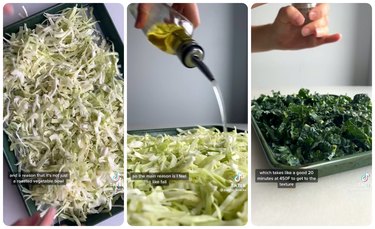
3, 3, 124, 226
252, 115, 372, 177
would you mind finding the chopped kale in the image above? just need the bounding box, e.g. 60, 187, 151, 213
252, 89, 372, 166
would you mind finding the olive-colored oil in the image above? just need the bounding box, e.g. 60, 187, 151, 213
147, 23, 193, 55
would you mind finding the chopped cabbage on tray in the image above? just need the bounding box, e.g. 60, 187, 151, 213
3, 6, 124, 225
127, 127, 248, 226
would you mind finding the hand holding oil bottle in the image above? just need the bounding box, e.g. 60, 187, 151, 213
252, 3, 341, 52
129, 3, 226, 131
129, 3, 205, 69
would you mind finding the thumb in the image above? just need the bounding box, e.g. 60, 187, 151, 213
276, 6, 305, 26
3, 4, 14, 15
38, 207, 56, 226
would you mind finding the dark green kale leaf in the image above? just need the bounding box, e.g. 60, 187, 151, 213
252, 89, 372, 166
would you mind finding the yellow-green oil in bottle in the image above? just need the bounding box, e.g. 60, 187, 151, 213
147, 23, 193, 54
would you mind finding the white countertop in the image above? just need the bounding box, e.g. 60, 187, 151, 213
251, 86, 372, 226
3, 3, 124, 226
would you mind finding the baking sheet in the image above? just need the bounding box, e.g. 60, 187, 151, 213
252, 115, 372, 177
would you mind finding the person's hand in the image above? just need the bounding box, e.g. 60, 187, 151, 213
272, 4, 341, 49
252, 4, 341, 52
3, 3, 14, 15
12, 208, 56, 226
134, 3, 200, 29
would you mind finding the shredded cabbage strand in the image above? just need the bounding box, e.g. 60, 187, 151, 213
3, 6, 124, 225
127, 127, 248, 226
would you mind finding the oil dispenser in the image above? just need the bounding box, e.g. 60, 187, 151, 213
128, 3, 215, 80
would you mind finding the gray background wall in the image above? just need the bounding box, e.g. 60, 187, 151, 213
127, 3, 248, 129
251, 3, 372, 89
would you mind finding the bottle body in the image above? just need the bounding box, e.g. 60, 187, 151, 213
129, 3, 204, 68
147, 23, 193, 55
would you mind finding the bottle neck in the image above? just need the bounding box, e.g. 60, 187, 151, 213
177, 40, 205, 68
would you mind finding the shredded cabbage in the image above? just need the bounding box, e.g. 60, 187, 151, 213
127, 127, 248, 226
3, 6, 124, 225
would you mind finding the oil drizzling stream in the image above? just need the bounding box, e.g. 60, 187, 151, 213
192, 56, 227, 132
